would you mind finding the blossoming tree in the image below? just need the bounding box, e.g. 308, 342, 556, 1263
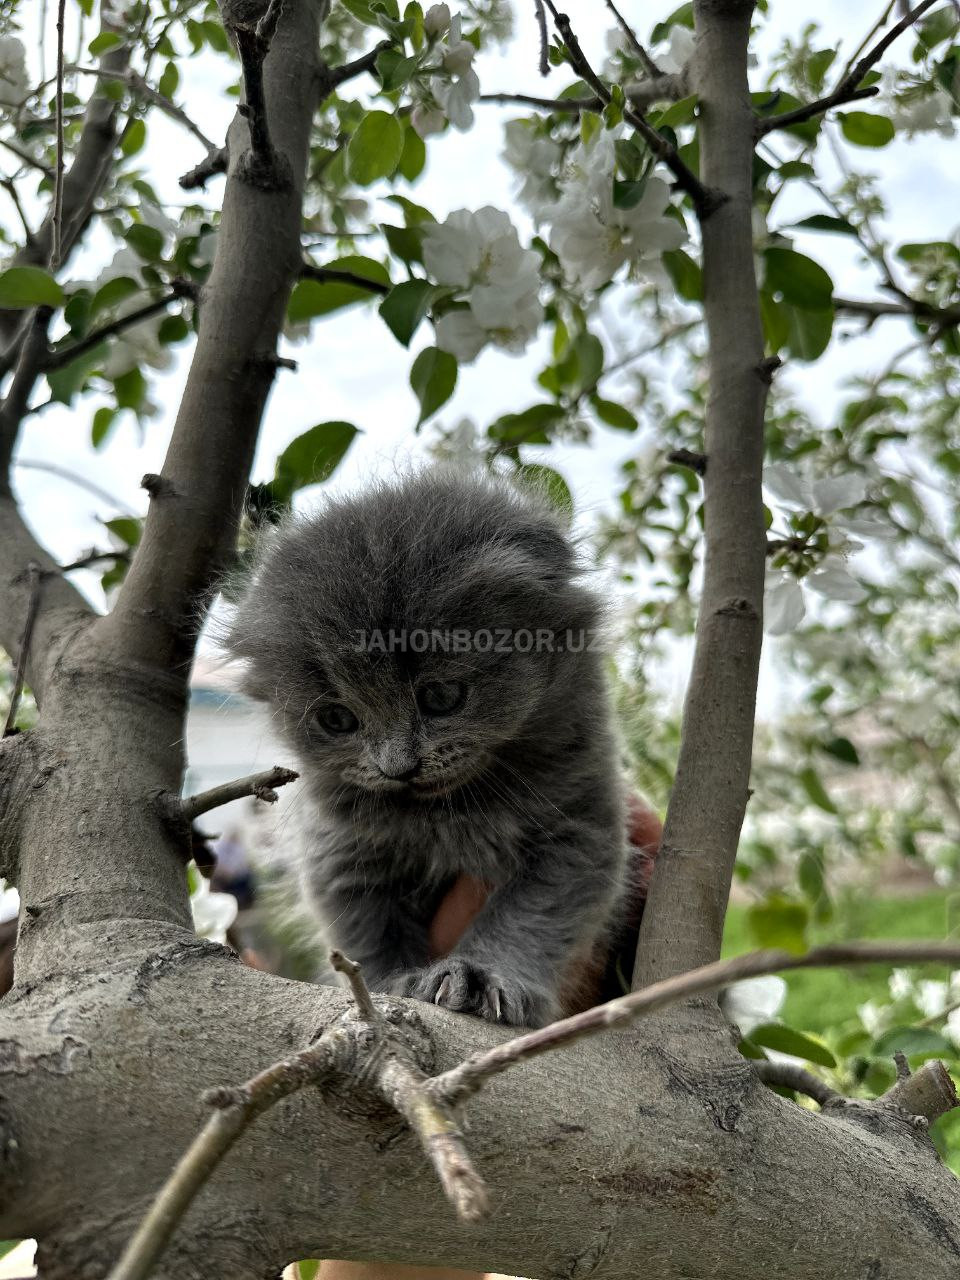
2, 0, 960, 1277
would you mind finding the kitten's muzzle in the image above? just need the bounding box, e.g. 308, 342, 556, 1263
377, 761, 421, 783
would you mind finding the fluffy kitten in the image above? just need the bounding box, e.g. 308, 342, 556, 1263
228, 470, 629, 1027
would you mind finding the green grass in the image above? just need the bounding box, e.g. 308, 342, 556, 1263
722, 889, 960, 1036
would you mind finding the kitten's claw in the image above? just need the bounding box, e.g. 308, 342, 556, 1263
389, 958, 550, 1026
435, 974, 452, 1005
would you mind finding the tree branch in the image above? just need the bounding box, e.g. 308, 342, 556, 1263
431, 941, 960, 1105
633, 0, 767, 985
43, 286, 195, 373
99, 0, 319, 677
52, 0, 67, 267
604, 0, 663, 78
326, 38, 394, 91
479, 73, 687, 113
544, 4, 717, 215
178, 145, 228, 190
231, 0, 293, 190
300, 262, 390, 294
756, 0, 941, 136
883, 1056, 959, 1123
2, 562, 42, 737
179, 765, 299, 821
753, 1060, 843, 1108
105, 1025, 356, 1280
67, 63, 219, 154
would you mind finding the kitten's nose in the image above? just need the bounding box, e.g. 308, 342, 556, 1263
380, 761, 420, 782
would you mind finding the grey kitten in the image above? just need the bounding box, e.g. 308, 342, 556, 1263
228, 470, 628, 1027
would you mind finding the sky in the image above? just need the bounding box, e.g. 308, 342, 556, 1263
5, 0, 957, 712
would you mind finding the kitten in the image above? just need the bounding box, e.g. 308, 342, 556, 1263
227, 470, 629, 1027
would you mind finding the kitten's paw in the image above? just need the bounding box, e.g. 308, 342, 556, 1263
390, 958, 551, 1027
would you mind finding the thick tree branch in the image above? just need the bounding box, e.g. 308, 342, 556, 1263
431, 941, 960, 1105
179, 765, 299, 821
106, 1026, 355, 1280
99, 0, 319, 676
634, 0, 767, 985
756, 0, 941, 136
545, 5, 717, 214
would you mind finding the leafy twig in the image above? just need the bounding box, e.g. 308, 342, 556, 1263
430, 942, 960, 1105
479, 74, 686, 113
544, 3, 718, 215
52, 0, 66, 267
180, 764, 300, 821
300, 262, 390, 295
756, 0, 942, 136
326, 38, 394, 91
44, 284, 196, 372
3, 562, 42, 737
604, 0, 663, 78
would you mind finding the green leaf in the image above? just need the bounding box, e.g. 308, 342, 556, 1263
64, 290, 91, 337
747, 895, 809, 954
799, 766, 838, 814
113, 367, 146, 411
346, 111, 404, 186
398, 124, 426, 182
378, 279, 435, 346
662, 247, 703, 301
821, 736, 860, 765
377, 49, 419, 92
92, 406, 117, 448
750, 1023, 837, 1068
590, 395, 637, 431
0, 266, 64, 308
515, 463, 574, 519
158, 61, 179, 99
273, 421, 360, 501
287, 257, 391, 322
789, 214, 858, 237
806, 47, 836, 92
89, 30, 122, 54
652, 93, 698, 128
46, 343, 106, 405
489, 402, 563, 445
759, 291, 789, 354
296, 1264, 321, 1280
382, 223, 424, 264
752, 90, 821, 143
122, 117, 147, 157
339, 0, 378, 21
104, 516, 142, 547
783, 303, 834, 362
872, 1026, 954, 1058
763, 247, 834, 310
410, 346, 457, 425
90, 275, 140, 318
125, 223, 165, 262
839, 111, 895, 148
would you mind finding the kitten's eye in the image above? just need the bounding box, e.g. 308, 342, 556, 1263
417, 680, 466, 717
314, 703, 359, 735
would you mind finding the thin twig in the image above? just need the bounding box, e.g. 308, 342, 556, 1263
604, 0, 663, 78
180, 765, 299, 821
179, 146, 228, 190
0, 138, 54, 178
1, 178, 35, 247
59, 547, 131, 573
545, 5, 716, 215
52, 0, 67, 268
299, 262, 390, 295
12, 458, 133, 511
67, 65, 219, 153
753, 1060, 843, 1108
533, 0, 549, 77
756, 0, 941, 136
105, 1027, 354, 1280
329, 949, 382, 1023
43, 286, 194, 372
479, 74, 686, 113
3, 562, 43, 736
327, 38, 394, 90
431, 942, 960, 1105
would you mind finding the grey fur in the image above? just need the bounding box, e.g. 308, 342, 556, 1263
227, 469, 628, 1027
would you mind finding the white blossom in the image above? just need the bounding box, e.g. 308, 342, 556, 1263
656, 25, 695, 74
190, 876, 238, 943
424, 2, 451, 35
722, 976, 787, 1035
762, 464, 890, 635
502, 121, 562, 217
0, 878, 19, 924
413, 12, 480, 136
888, 969, 914, 1002
423, 206, 542, 362
0, 37, 29, 108
882, 68, 956, 138
857, 999, 885, 1037
545, 131, 685, 290
101, 315, 173, 380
